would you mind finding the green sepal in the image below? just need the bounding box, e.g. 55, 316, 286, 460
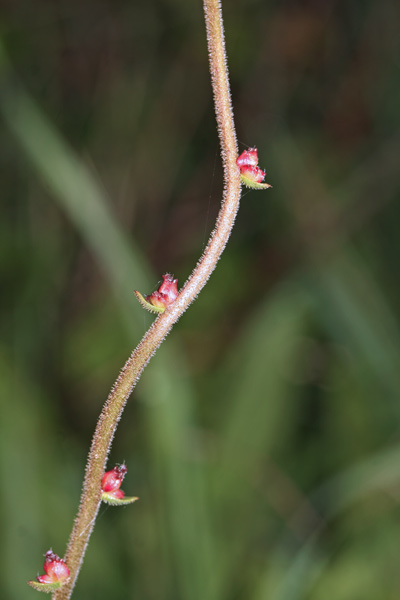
101, 492, 139, 506
134, 290, 165, 314
28, 580, 67, 593
240, 174, 272, 190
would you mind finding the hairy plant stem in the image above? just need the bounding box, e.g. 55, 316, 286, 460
53, 1, 240, 598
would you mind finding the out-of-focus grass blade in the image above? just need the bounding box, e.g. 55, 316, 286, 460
313, 443, 400, 522
263, 401, 400, 600
0, 45, 218, 600
251, 253, 400, 600
218, 285, 307, 490
214, 285, 308, 595
268, 442, 400, 600
0, 90, 149, 331
0, 349, 76, 600
306, 251, 400, 416
260, 134, 400, 600
269, 133, 400, 411
261, 542, 327, 600
140, 347, 219, 600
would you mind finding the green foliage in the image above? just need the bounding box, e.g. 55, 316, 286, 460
1, 1, 400, 599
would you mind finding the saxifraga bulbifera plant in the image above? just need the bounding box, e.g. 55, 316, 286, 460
27, 1, 271, 597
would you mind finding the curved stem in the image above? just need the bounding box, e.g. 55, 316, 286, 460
53, 1, 240, 598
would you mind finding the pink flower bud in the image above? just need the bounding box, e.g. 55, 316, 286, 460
236, 146, 272, 189
135, 273, 179, 314
101, 464, 139, 506
36, 551, 70, 584
240, 164, 266, 183
236, 147, 258, 168
101, 464, 127, 495
148, 273, 178, 307
145, 291, 169, 310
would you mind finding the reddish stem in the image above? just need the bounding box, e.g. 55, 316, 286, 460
52, 1, 241, 598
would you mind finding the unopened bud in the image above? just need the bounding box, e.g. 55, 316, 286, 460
101, 464, 139, 506
236, 146, 272, 190
28, 550, 70, 592
135, 273, 179, 314
101, 464, 127, 494
236, 147, 258, 167
240, 164, 267, 184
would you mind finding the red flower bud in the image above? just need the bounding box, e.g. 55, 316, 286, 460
236, 147, 258, 168
145, 291, 169, 310
101, 464, 127, 495
239, 164, 267, 184
101, 464, 139, 506
236, 146, 272, 190
135, 273, 179, 314
28, 550, 69, 592
157, 273, 179, 304
34, 550, 70, 585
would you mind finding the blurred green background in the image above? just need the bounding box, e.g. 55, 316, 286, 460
1, 0, 400, 599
